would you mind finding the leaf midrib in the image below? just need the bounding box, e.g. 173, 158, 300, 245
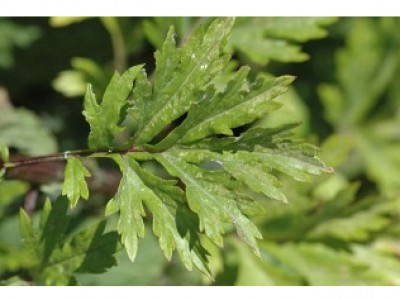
136, 33, 224, 144
181, 85, 285, 141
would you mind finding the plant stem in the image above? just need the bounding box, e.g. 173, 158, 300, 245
3, 147, 142, 170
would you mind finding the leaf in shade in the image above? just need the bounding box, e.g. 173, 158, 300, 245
19, 196, 118, 285
39, 196, 70, 263
40, 221, 119, 285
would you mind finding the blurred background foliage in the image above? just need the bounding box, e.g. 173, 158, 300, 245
1, 17, 400, 285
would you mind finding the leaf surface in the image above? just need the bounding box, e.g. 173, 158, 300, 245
62, 157, 91, 208
133, 18, 234, 145
106, 154, 211, 275
83, 65, 143, 149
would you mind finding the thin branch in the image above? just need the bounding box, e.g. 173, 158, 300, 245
1, 147, 145, 196
3, 155, 123, 197
3, 146, 143, 170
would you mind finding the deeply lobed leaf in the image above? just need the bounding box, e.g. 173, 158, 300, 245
105, 155, 146, 261
80, 17, 333, 275
83, 65, 143, 149
152, 68, 294, 150
156, 153, 262, 254
132, 18, 234, 145
106, 154, 211, 275
62, 156, 91, 208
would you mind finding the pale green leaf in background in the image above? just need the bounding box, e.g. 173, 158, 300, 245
0, 19, 41, 69
0, 144, 9, 162
49, 17, 91, 28
308, 211, 389, 242
53, 57, 110, 98
229, 17, 337, 65
262, 243, 389, 285
0, 108, 57, 155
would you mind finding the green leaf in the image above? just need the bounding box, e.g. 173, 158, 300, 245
19, 209, 39, 259
75, 225, 165, 286
357, 133, 400, 196
255, 86, 310, 136
319, 18, 398, 128
53, 71, 88, 97
308, 210, 389, 242
39, 197, 71, 263
53, 57, 111, 98
222, 153, 287, 203
83, 65, 143, 149
18, 197, 71, 276
0, 107, 57, 155
142, 17, 200, 50
0, 144, 8, 183
62, 157, 91, 208
317, 18, 400, 197
39, 221, 119, 285
49, 17, 91, 27
153, 68, 293, 150
105, 155, 146, 261
229, 238, 303, 286
353, 245, 400, 285
0, 19, 41, 69
133, 17, 234, 145
229, 17, 337, 65
19, 196, 118, 285
156, 153, 262, 254
107, 154, 211, 275
183, 122, 300, 153
0, 144, 9, 163
249, 145, 333, 182
76, 17, 333, 278
263, 242, 389, 285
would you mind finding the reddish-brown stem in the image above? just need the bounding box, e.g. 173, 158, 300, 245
4, 146, 143, 170
1, 146, 145, 196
